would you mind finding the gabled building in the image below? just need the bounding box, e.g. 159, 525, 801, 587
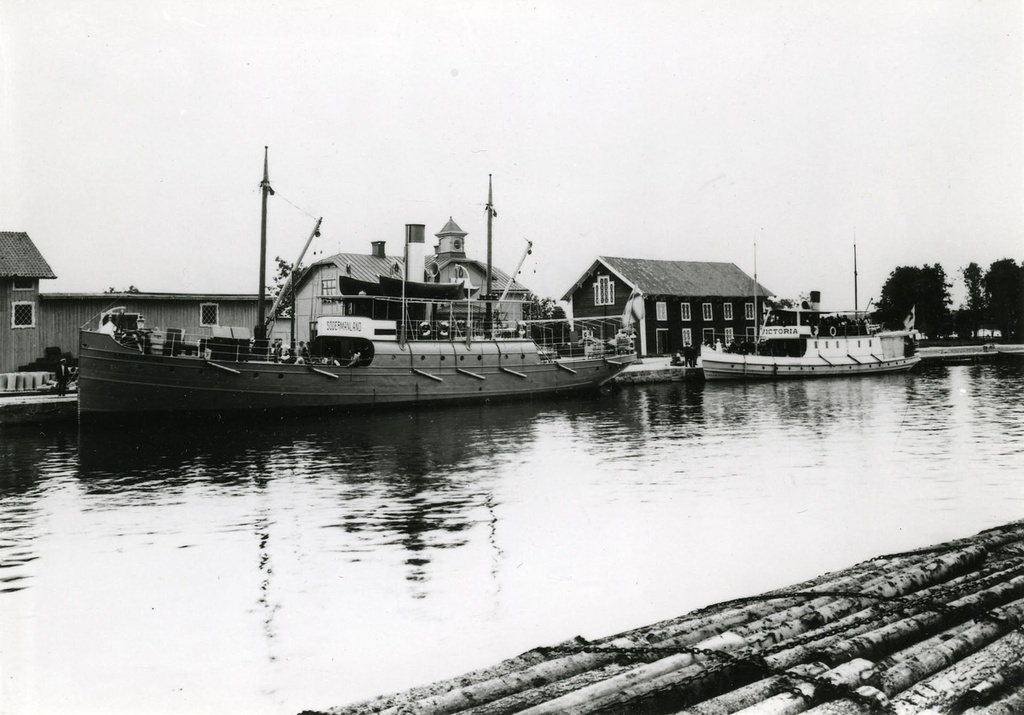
562, 257, 772, 357
289, 218, 531, 344
1, 232, 57, 372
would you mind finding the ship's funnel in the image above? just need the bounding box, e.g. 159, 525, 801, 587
809, 291, 821, 311
404, 224, 425, 282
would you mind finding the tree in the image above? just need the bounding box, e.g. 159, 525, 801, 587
874, 264, 952, 336
523, 295, 567, 321
959, 262, 985, 338
268, 256, 303, 318
105, 285, 140, 294
983, 258, 1024, 341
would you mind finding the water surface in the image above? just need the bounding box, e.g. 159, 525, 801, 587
1, 362, 1022, 714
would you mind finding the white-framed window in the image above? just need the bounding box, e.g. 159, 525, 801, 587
12, 301, 35, 328
746, 326, 756, 339
702, 327, 715, 345
12, 277, 34, 291
593, 275, 615, 306
724, 303, 734, 321
656, 301, 667, 321
745, 302, 755, 320
702, 302, 713, 321
681, 328, 692, 346
321, 277, 337, 296
681, 302, 691, 321
200, 302, 220, 327
725, 327, 735, 343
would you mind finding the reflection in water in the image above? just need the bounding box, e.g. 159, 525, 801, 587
75, 401, 562, 591
1, 364, 1022, 714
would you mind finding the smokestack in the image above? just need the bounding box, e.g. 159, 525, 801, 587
404, 224, 425, 282
809, 290, 821, 311
371, 241, 386, 259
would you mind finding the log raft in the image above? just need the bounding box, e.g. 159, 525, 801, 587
303, 521, 1024, 715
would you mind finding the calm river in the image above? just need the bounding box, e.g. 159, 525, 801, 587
1, 362, 1022, 715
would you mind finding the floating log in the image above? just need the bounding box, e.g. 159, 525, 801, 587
888, 630, 1024, 714
310, 521, 1024, 715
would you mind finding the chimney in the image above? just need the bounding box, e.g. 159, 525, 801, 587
404, 224, 425, 282
371, 241, 386, 259
809, 290, 821, 311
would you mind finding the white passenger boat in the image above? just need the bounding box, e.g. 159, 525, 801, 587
701, 292, 920, 380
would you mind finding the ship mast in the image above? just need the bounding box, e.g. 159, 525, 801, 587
853, 237, 859, 313
256, 147, 274, 340
753, 239, 759, 342
485, 174, 496, 333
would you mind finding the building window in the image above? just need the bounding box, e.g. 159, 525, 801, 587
656, 301, 667, 321
724, 303, 734, 321
725, 327, 735, 343
321, 278, 337, 296
746, 326, 756, 339
13, 277, 34, 291
681, 302, 691, 321
12, 302, 35, 328
593, 275, 615, 306
200, 303, 219, 327
745, 302, 755, 320
702, 302, 713, 320
702, 328, 715, 345
682, 328, 692, 346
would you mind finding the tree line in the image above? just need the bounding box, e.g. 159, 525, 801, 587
874, 258, 1024, 341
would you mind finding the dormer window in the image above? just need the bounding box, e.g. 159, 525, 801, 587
13, 277, 34, 291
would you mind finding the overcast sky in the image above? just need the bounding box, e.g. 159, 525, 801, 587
2, 0, 1021, 310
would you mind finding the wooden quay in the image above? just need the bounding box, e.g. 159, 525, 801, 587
306, 520, 1024, 715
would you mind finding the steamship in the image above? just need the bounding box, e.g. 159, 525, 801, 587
77, 158, 637, 417
700, 291, 920, 380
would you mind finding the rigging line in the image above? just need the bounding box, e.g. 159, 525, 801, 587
80, 294, 141, 330
272, 190, 320, 221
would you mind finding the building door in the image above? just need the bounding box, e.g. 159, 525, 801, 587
655, 328, 668, 355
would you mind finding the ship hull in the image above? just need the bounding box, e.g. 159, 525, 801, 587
701, 352, 920, 380
78, 331, 635, 416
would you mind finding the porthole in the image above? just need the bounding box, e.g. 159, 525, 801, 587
440, 355, 446, 361
253, 373, 259, 378
278, 373, 285, 379
420, 355, 426, 361
460, 355, 465, 361
477, 355, 483, 361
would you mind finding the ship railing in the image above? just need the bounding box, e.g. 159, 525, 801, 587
521, 316, 636, 361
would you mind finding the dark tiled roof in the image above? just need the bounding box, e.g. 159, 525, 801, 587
0, 232, 57, 279
592, 257, 771, 298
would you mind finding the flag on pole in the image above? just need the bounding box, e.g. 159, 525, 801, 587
903, 305, 916, 331
620, 287, 644, 328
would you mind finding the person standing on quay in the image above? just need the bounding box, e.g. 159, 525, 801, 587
55, 358, 72, 397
